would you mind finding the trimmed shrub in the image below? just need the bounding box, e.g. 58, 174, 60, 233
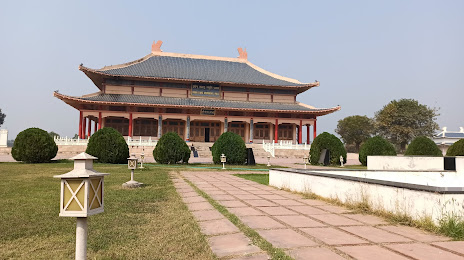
12, 127, 58, 163
86, 127, 129, 164
153, 132, 190, 164
446, 139, 464, 156
405, 136, 442, 156
211, 132, 246, 164
359, 136, 397, 166
309, 132, 347, 165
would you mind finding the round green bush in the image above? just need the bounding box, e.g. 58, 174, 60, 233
359, 136, 397, 166
153, 132, 190, 164
446, 139, 464, 156
309, 132, 346, 165
12, 127, 58, 163
86, 127, 129, 164
405, 136, 442, 156
211, 132, 246, 164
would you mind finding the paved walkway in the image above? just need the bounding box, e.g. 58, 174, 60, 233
174, 171, 464, 260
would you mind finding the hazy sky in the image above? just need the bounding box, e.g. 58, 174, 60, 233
1, 0, 463, 139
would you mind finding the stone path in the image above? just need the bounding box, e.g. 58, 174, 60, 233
175, 171, 464, 260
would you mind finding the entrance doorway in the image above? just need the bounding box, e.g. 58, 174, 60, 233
205, 128, 210, 142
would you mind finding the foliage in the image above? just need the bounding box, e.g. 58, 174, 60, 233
358, 136, 397, 166
211, 132, 246, 164
85, 127, 129, 164
48, 131, 60, 139
153, 132, 190, 164
404, 136, 442, 156
72, 134, 79, 139
375, 99, 439, 151
335, 115, 374, 152
309, 132, 347, 165
11, 127, 58, 163
0, 108, 5, 127
446, 139, 464, 156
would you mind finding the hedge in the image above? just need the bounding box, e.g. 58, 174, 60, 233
153, 132, 190, 164
211, 132, 246, 164
309, 132, 346, 166
359, 136, 397, 166
86, 127, 129, 164
11, 127, 58, 163
405, 136, 442, 156
446, 139, 464, 156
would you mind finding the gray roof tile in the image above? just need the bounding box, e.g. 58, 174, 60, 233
81, 94, 325, 112
97, 56, 305, 87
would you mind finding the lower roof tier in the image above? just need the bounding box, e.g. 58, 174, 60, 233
54, 92, 340, 116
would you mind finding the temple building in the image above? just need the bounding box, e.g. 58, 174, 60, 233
54, 41, 340, 144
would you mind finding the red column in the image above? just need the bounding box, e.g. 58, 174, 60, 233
129, 113, 133, 137
306, 124, 310, 144
94, 121, 97, 134
313, 119, 317, 140
87, 118, 91, 138
98, 112, 102, 130
274, 119, 279, 143
79, 111, 83, 139
83, 117, 87, 139
298, 120, 302, 144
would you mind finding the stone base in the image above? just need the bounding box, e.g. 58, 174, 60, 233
122, 180, 143, 189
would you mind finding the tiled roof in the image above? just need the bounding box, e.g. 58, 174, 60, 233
83, 94, 328, 112
87, 55, 309, 87
54, 92, 340, 115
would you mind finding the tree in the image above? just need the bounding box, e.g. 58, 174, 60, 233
335, 115, 374, 152
48, 131, 60, 139
375, 99, 439, 151
0, 108, 5, 127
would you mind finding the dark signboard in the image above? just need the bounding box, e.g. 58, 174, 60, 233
200, 109, 215, 116
191, 84, 220, 97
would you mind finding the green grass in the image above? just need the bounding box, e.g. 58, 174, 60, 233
233, 174, 269, 185
0, 162, 215, 259
146, 163, 284, 171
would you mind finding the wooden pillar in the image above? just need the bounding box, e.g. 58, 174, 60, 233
306, 124, 310, 144
158, 115, 162, 138
98, 112, 102, 130
274, 119, 278, 143
224, 117, 228, 133
313, 119, 317, 140
249, 118, 254, 143
129, 113, 133, 137
79, 111, 83, 139
94, 121, 97, 134
299, 120, 302, 144
186, 116, 190, 141
82, 117, 87, 139
87, 118, 91, 138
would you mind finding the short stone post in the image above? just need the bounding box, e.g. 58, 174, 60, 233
340, 155, 344, 167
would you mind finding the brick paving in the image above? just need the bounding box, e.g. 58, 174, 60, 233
175, 171, 464, 259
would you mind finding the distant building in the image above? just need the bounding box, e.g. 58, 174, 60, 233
433, 127, 464, 155
55, 41, 340, 143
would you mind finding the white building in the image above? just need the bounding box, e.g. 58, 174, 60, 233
433, 127, 464, 155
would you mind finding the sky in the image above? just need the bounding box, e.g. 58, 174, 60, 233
1, 0, 463, 140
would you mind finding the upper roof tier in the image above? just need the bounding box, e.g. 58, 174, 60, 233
80, 41, 319, 93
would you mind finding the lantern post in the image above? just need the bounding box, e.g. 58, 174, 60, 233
267, 155, 271, 167
54, 153, 109, 260
220, 154, 227, 170
340, 155, 344, 167
140, 151, 145, 169
303, 155, 309, 169
123, 154, 143, 188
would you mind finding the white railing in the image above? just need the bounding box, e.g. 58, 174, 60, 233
54, 136, 158, 147
54, 136, 89, 145
262, 140, 311, 157
126, 136, 158, 146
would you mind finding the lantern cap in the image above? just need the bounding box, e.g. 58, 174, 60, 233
128, 154, 138, 160
70, 152, 98, 160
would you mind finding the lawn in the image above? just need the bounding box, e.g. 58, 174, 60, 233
233, 174, 269, 185
0, 162, 215, 259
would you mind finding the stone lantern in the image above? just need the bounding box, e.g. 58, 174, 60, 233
303, 155, 309, 169
54, 152, 108, 260
140, 151, 145, 169
221, 154, 226, 170
267, 155, 271, 167
123, 154, 142, 188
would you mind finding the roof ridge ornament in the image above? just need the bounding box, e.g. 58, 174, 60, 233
237, 47, 247, 60
151, 40, 163, 53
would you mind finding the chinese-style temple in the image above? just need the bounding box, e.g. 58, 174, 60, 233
54, 41, 340, 144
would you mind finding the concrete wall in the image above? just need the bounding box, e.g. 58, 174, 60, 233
368, 156, 445, 171
270, 168, 464, 224
0, 129, 7, 148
